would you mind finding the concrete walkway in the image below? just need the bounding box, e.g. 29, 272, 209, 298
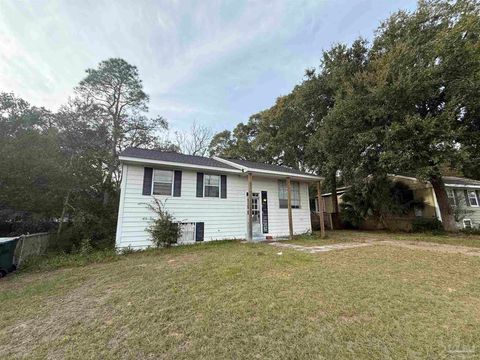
268, 240, 480, 257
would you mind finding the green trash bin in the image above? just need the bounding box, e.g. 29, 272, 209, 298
0, 237, 20, 277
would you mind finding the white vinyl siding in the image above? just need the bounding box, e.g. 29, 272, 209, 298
152, 169, 173, 195
115, 164, 312, 249
449, 187, 480, 230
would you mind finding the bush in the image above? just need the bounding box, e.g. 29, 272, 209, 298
145, 198, 181, 248
412, 218, 444, 233
459, 228, 480, 236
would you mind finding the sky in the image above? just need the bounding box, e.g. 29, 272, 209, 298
0, 0, 418, 135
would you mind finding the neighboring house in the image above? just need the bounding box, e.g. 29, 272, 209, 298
115, 148, 322, 249
316, 175, 480, 231
444, 176, 480, 230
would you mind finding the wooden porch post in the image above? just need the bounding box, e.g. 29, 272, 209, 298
247, 172, 253, 241
316, 181, 326, 238
287, 177, 293, 239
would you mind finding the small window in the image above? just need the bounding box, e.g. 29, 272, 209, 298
178, 223, 196, 244
467, 191, 479, 207
152, 169, 173, 195
463, 219, 472, 229
278, 180, 300, 209
414, 205, 423, 217
204, 174, 220, 197
446, 189, 456, 207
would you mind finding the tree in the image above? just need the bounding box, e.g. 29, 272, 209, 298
0, 93, 69, 234
175, 121, 212, 156
368, 0, 480, 230
341, 177, 419, 229
208, 130, 234, 157
208, 120, 260, 160
74, 58, 168, 203
306, 39, 371, 224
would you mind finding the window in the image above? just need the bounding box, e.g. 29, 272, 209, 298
278, 180, 300, 209
152, 169, 173, 195
467, 190, 479, 207
414, 205, 423, 217
204, 174, 220, 197
447, 189, 456, 207
463, 219, 472, 229
178, 223, 196, 244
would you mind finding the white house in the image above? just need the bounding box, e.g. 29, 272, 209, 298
115, 148, 323, 249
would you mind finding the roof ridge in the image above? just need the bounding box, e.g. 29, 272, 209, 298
123, 147, 212, 160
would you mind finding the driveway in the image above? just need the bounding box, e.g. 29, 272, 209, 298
269, 239, 480, 257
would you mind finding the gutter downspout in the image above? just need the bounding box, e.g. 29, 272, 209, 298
430, 183, 443, 222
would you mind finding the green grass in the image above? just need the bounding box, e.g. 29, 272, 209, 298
20, 249, 121, 273
287, 230, 480, 248
1, 237, 480, 359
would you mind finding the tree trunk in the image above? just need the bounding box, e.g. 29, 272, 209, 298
430, 175, 456, 231
57, 190, 71, 236
103, 117, 119, 206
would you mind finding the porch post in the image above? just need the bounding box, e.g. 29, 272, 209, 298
247, 172, 253, 241
316, 181, 326, 238
287, 177, 293, 239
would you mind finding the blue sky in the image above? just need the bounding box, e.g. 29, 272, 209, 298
0, 0, 417, 135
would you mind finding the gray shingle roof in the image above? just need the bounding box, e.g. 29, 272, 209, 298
444, 176, 480, 187
219, 158, 317, 177
120, 148, 238, 170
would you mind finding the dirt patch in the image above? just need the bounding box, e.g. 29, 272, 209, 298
164, 254, 199, 268
270, 239, 480, 257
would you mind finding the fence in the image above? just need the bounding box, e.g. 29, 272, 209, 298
311, 211, 336, 231
13, 232, 51, 267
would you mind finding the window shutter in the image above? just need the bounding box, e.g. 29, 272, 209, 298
464, 190, 471, 207
221, 175, 227, 198
142, 167, 153, 195
173, 170, 182, 197
196, 173, 204, 197
195, 222, 204, 242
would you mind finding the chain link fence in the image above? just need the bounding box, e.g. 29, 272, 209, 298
13, 232, 50, 267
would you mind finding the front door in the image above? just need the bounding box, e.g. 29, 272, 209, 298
247, 192, 262, 238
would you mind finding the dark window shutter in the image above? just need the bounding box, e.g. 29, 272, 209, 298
195, 222, 204, 242
464, 190, 471, 207
196, 173, 204, 197
173, 170, 182, 197
142, 167, 153, 195
221, 175, 227, 198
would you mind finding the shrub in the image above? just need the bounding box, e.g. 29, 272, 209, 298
459, 228, 480, 236
145, 198, 181, 248
411, 218, 444, 233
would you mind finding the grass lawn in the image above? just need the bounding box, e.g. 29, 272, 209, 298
288, 229, 480, 248
1, 237, 480, 359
